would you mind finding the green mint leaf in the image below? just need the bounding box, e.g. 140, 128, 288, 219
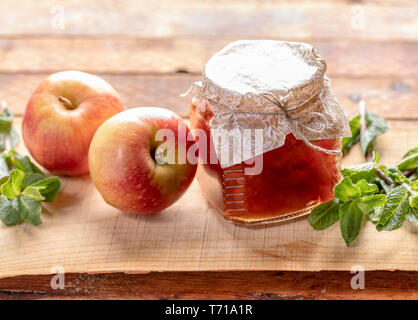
397, 148, 418, 171
360, 112, 388, 156
0, 132, 6, 152
0, 104, 13, 133
367, 206, 384, 223
376, 186, 410, 231
0, 195, 20, 226
409, 171, 418, 182
14, 154, 36, 172
409, 194, 418, 211
0, 155, 10, 181
354, 179, 379, 196
355, 194, 386, 217
341, 162, 377, 183
402, 148, 418, 159
308, 199, 340, 230
21, 172, 46, 189
334, 177, 361, 202
344, 162, 376, 172
376, 177, 395, 194
10, 128, 20, 149
342, 115, 360, 155
356, 202, 374, 216
6, 150, 43, 174
30, 177, 61, 202
358, 194, 387, 207
408, 189, 418, 222
1, 169, 25, 199
18, 195, 42, 226
372, 151, 380, 164
0, 130, 20, 152
339, 201, 364, 246
22, 186, 45, 201
384, 167, 410, 185
406, 209, 418, 222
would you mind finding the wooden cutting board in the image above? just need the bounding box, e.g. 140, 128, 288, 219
0, 120, 417, 279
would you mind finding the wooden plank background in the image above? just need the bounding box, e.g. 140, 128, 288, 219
0, 271, 417, 300
0, 0, 417, 299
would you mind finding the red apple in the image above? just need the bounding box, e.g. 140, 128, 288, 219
88, 107, 197, 214
22, 71, 124, 176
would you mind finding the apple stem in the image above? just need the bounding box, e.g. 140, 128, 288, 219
59, 96, 76, 110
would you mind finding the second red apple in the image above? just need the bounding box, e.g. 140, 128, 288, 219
88, 107, 197, 214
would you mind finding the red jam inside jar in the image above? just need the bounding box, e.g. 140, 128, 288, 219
190, 100, 342, 224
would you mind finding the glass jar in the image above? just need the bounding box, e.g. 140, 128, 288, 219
185, 40, 350, 225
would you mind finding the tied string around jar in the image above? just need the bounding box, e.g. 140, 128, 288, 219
214, 91, 341, 155
260, 92, 341, 155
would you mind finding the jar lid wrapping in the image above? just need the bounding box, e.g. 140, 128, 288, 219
184, 40, 351, 168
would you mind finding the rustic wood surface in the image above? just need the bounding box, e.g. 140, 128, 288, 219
0, 271, 416, 300
0, 0, 417, 300
0, 120, 417, 279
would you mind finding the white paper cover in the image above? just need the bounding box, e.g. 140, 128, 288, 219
184, 40, 351, 167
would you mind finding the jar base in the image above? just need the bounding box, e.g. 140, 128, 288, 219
196, 163, 322, 226
218, 204, 315, 226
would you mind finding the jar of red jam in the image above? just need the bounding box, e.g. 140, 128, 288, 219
184, 40, 350, 225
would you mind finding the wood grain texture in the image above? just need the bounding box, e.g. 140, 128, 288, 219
0, 38, 417, 77
1, 1, 417, 41
1, 74, 416, 119
0, 271, 416, 300
0, 119, 416, 279
0, 0, 417, 300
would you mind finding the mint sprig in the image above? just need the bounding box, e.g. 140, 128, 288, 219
310, 101, 416, 246
376, 185, 410, 231
309, 151, 417, 246
397, 148, 418, 172
0, 102, 61, 227
342, 112, 388, 156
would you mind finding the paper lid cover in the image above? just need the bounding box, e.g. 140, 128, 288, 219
184, 40, 350, 168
